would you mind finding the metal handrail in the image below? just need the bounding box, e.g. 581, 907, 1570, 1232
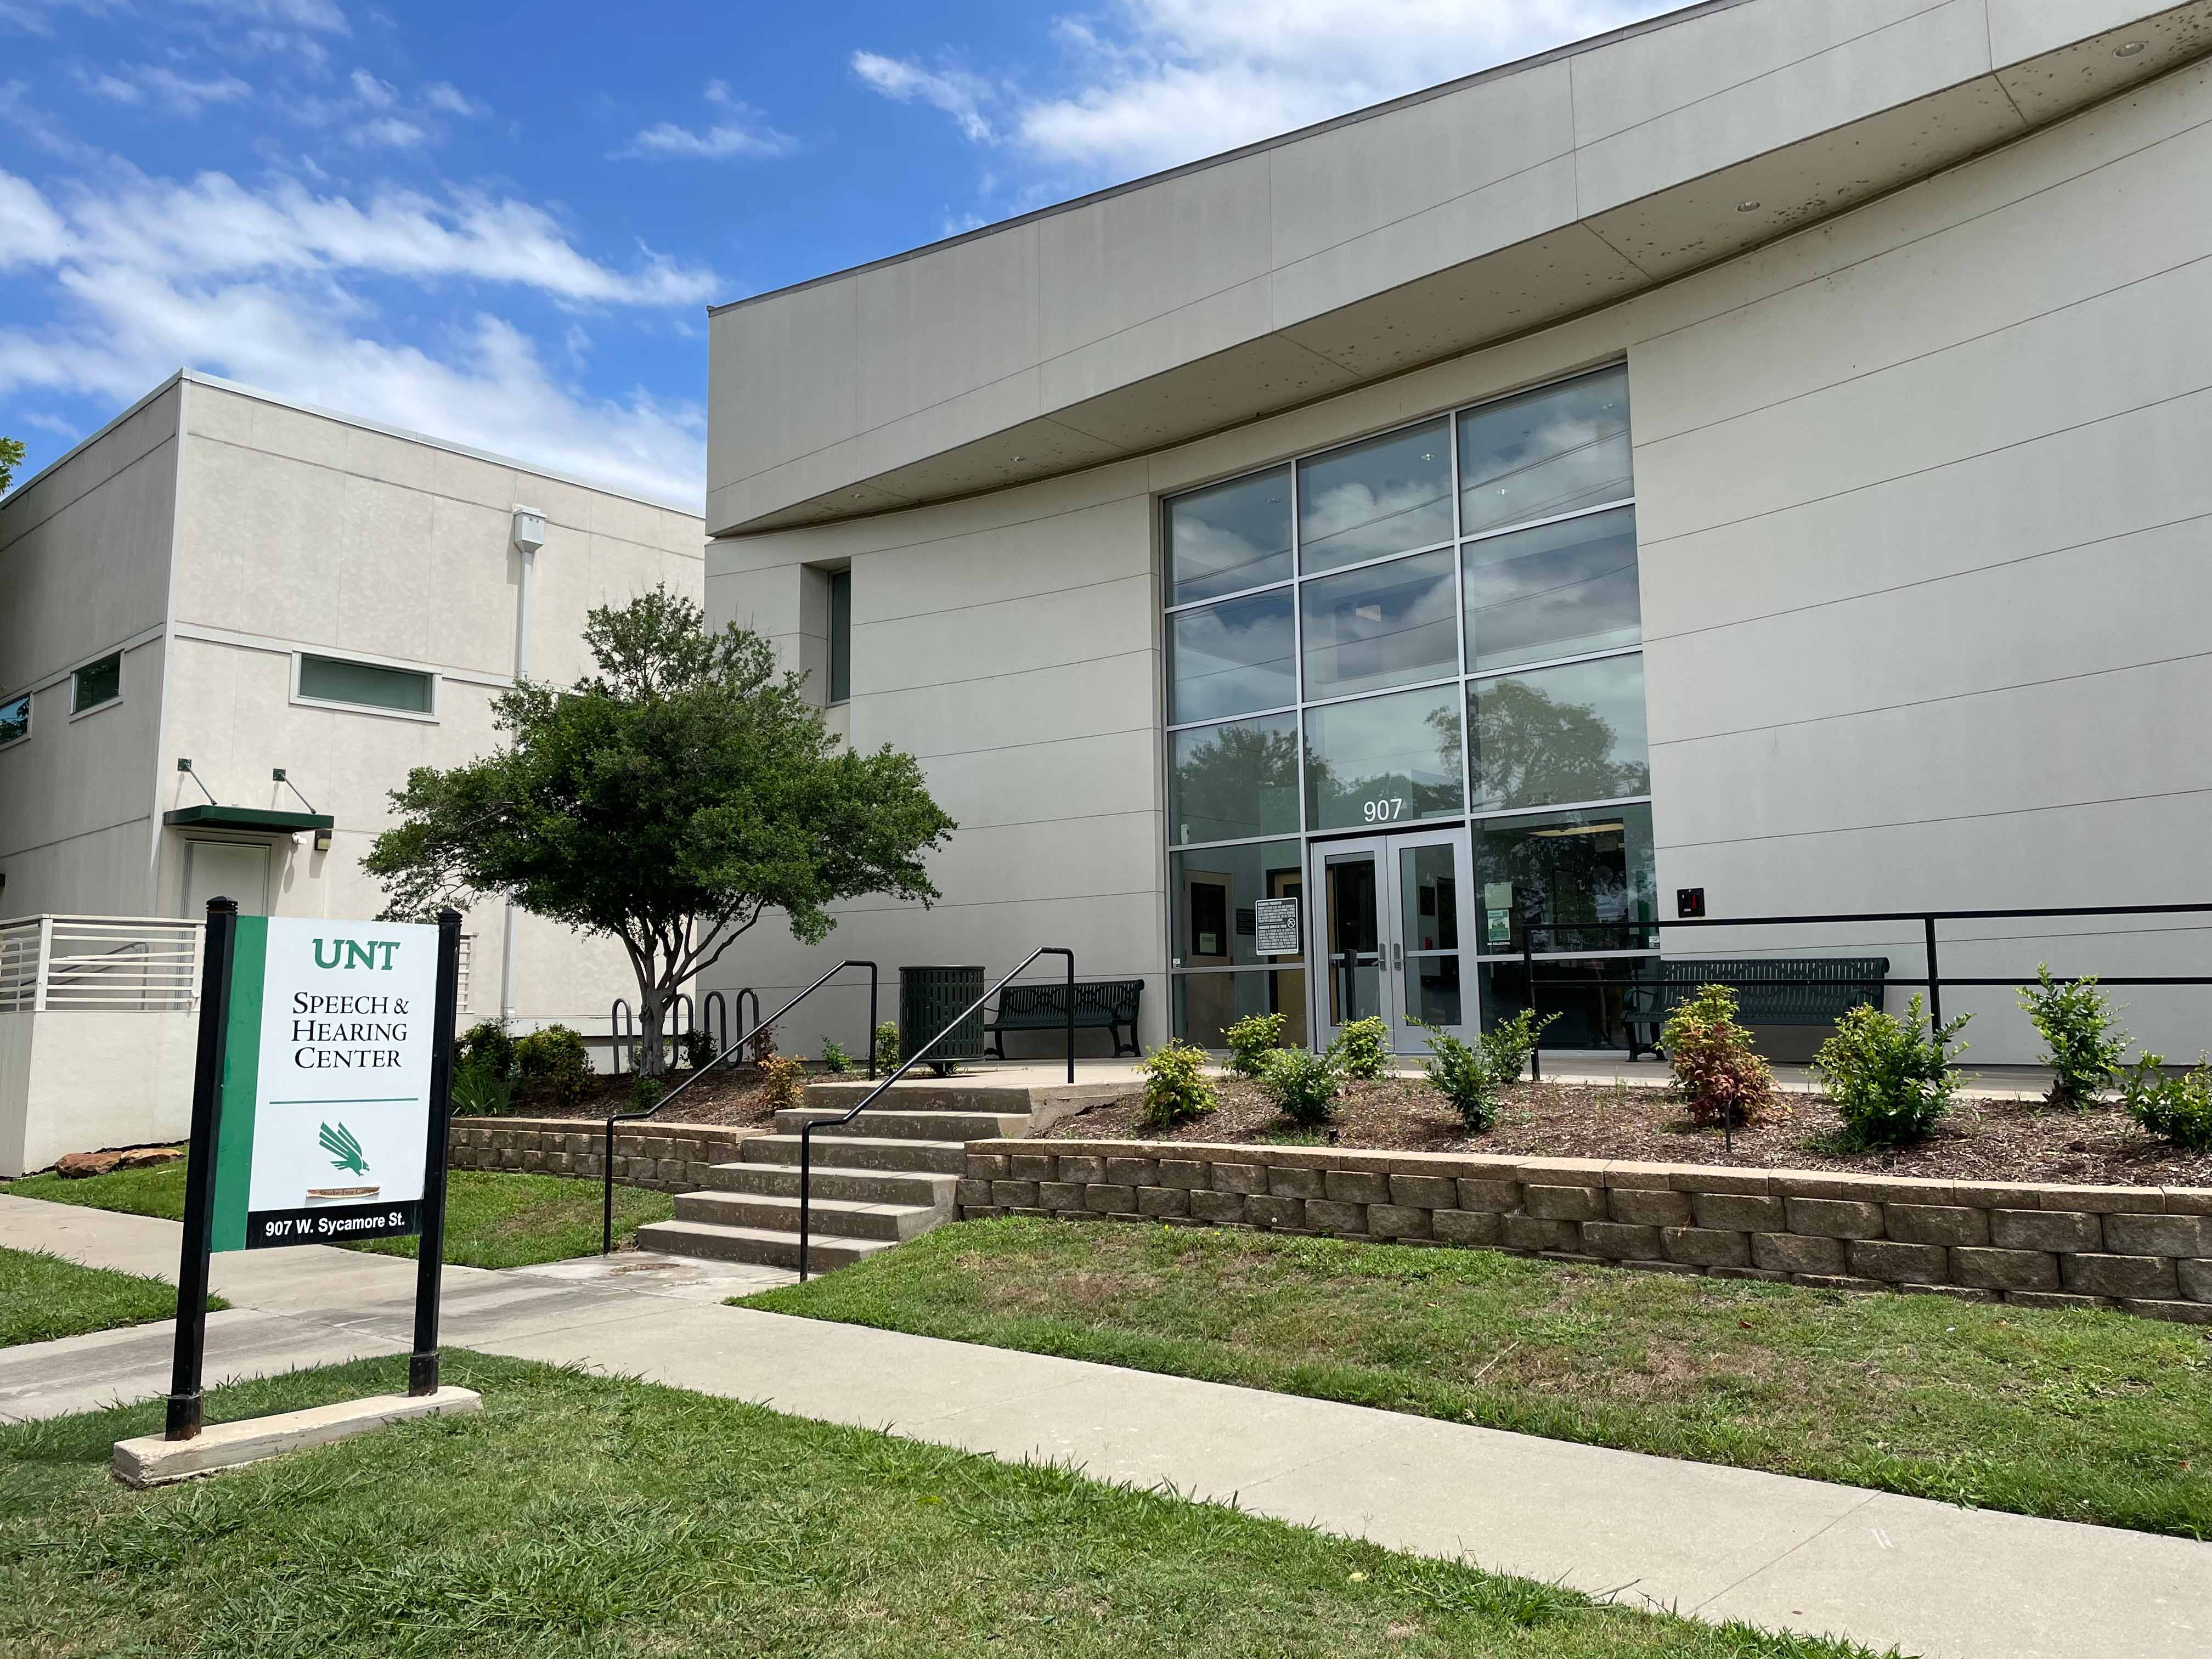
601, 960, 879, 1254
798, 946, 1072, 1281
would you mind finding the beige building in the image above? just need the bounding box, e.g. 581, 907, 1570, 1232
702, 0, 2212, 1066
0, 370, 704, 1165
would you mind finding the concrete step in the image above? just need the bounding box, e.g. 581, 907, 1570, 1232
673, 1188, 946, 1242
706, 1163, 958, 1207
634, 1218, 893, 1272
773, 1107, 1030, 1142
737, 1134, 969, 1175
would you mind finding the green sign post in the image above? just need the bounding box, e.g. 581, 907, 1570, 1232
166, 898, 461, 1441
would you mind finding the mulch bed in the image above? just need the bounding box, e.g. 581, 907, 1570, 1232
503, 1065, 784, 1127
1046, 1074, 2212, 1188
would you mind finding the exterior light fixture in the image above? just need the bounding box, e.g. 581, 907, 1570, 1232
1737, 200, 1762, 212
2115, 40, 2147, 56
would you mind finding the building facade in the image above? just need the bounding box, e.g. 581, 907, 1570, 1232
704, 0, 2212, 1065
0, 370, 706, 1039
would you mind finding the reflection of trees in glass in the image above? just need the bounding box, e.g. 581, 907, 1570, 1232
1477, 814, 1657, 953
1304, 696, 1461, 827
1469, 678, 1649, 809
1175, 720, 1299, 840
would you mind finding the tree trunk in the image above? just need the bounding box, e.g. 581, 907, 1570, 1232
639, 982, 667, 1079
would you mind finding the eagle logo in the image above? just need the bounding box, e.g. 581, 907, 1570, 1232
319, 1121, 370, 1177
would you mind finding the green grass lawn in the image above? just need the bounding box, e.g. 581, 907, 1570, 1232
0, 1246, 224, 1348
742, 1217, 2212, 1541
2, 1163, 673, 1271
0, 1351, 1892, 1659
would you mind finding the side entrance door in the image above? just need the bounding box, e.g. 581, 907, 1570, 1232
1310, 828, 1475, 1055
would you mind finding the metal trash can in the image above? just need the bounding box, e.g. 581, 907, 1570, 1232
899, 964, 986, 1075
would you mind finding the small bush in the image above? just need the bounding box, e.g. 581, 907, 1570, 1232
456, 1019, 516, 1081
448, 1063, 514, 1118
1259, 1046, 1341, 1127
1328, 1015, 1391, 1080
1661, 984, 1773, 1129
760, 1055, 808, 1111
2017, 965, 2129, 1110
874, 1021, 901, 1071
1138, 1041, 1217, 1129
1222, 1012, 1287, 1079
682, 1026, 717, 1071
748, 1023, 779, 1064
1414, 1009, 1556, 1133
2119, 1053, 2212, 1150
1813, 995, 1970, 1149
514, 1025, 592, 1109
631, 1075, 665, 1113
819, 1037, 855, 1076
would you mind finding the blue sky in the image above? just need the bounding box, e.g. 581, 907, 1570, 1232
0, 0, 1674, 507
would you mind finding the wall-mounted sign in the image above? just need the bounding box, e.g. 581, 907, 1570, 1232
1255, 897, 1301, 956
1483, 882, 1514, 949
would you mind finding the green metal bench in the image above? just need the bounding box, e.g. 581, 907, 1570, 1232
1626, 957, 1889, 1060
983, 979, 1143, 1059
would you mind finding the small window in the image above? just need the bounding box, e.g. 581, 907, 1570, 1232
0, 692, 29, 747
827, 569, 852, 705
297, 653, 435, 714
72, 653, 121, 714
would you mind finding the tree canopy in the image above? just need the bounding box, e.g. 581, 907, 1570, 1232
0, 437, 25, 496
365, 586, 956, 1074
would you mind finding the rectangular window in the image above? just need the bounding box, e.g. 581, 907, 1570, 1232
1472, 803, 1656, 956
1463, 505, 1641, 672
828, 568, 852, 704
71, 653, 121, 714
1458, 365, 1631, 535
0, 692, 28, 746
1173, 970, 1308, 1050
1169, 712, 1300, 847
1170, 840, 1304, 968
1166, 466, 1293, 604
1297, 418, 1452, 574
297, 653, 435, 714
1299, 547, 1458, 701
1302, 685, 1464, 831
1468, 654, 1650, 812
1169, 589, 1296, 724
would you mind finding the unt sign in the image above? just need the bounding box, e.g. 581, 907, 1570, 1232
167, 899, 461, 1440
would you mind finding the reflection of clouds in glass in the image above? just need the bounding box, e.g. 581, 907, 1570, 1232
1170, 592, 1295, 723
1465, 506, 1641, 670
1298, 420, 1452, 570
1301, 548, 1457, 698
1458, 369, 1631, 534
1167, 466, 1293, 602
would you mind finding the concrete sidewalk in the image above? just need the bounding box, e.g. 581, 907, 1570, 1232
3, 1193, 2206, 1659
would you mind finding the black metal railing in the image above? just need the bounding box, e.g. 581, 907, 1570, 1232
798, 947, 1073, 1281
1511, 901, 2212, 1082
601, 961, 878, 1254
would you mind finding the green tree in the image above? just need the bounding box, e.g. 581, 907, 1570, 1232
0, 436, 25, 496
364, 587, 956, 1076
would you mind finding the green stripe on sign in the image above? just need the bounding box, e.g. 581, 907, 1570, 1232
209, 915, 266, 1253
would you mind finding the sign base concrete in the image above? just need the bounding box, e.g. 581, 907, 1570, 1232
112, 1385, 481, 1486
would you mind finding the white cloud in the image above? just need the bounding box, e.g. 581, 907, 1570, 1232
615, 79, 794, 161
183, 0, 348, 31
851, 51, 993, 143
0, 166, 716, 502
860, 0, 1676, 179
0, 0, 127, 38
348, 66, 395, 106
422, 80, 484, 118
348, 114, 424, 147
82, 63, 255, 115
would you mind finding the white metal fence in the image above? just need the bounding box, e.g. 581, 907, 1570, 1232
0, 915, 474, 1015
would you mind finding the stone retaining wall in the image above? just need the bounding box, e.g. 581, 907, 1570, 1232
448, 1115, 752, 1193
957, 1141, 2212, 1325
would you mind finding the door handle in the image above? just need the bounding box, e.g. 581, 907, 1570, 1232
1393, 943, 1403, 969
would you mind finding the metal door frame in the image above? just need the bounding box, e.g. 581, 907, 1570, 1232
1306, 825, 1476, 1054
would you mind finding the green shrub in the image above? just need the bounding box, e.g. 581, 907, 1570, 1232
2119, 1053, 2212, 1150
448, 1063, 514, 1118
1222, 1012, 1287, 1079
1661, 984, 1773, 1129
748, 1022, 779, 1063
1413, 1009, 1556, 1133
1813, 995, 1970, 1149
514, 1024, 593, 1109
819, 1037, 855, 1076
760, 1054, 808, 1111
631, 1075, 666, 1113
1259, 1046, 1341, 1127
1328, 1015, 1391, 1080
1138, 1041, 1218, 1129
874, 1020, 902, 1071
456, 1019, 516, 1081
682, 1026, 716, 1071
2017, 965, 2129, 1110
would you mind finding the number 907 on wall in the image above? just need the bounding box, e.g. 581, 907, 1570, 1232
1362, 797, 1407, 823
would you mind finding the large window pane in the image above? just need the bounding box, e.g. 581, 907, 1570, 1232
1171, 840, 1304, 968
298, 653, 433, 714
1174, 970, 1308, 1050
1479, 959, 1642, 1050
1300, 548, 1457, 701
72, 653, 121, 713
1166, 466, 1293, 603
0, 692, 28, 746
1463, 505, 1641, 671
1170, 713, 1300, 846
1474, 803, 1656, 956
1297, 418, 1452, 573
1304, 686, 1463, 831
1458, 366, 1632, 535
1468, 654, 1650, 812
1169, 590, 1295, 724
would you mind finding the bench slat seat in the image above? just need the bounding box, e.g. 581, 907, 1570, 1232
1626, 957, 1888, 1060
983, 980, 1144, 1058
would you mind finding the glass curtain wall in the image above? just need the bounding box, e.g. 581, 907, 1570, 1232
1164, 364, 1656, 1049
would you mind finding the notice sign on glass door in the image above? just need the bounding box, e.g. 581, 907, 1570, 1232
208, 917, 441, 1251
1255, 897, 1301, 956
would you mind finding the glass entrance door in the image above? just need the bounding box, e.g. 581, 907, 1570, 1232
1311, 829, 1475, 1054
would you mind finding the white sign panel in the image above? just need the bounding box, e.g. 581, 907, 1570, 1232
1255, 897, 1302, 956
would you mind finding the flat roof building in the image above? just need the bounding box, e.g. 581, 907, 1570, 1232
704, 0, 2212, 1067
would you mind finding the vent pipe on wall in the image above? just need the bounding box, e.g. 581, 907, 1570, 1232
501, 505, 546, 1026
